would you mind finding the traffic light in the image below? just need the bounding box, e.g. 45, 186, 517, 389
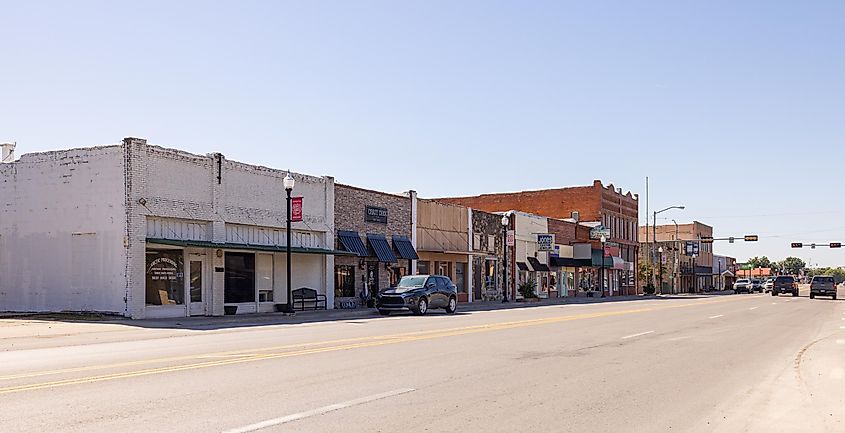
701, 237, 714, 244
744, 235, 759, 242
831, 243, 842, 248
791, 243, 803, 248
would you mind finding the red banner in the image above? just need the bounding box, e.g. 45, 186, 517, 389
291, 197, 303, 222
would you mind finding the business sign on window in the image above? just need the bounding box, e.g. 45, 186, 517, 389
537, 233, 555, 251
291, 197, 303, 222
365, 206, 388, 224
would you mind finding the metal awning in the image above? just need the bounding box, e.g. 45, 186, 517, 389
367, 233, 397, 263
337, 231, 369, 257
146, 238, 356, 255
517, 262, 530, 271
550, 257, 592, 268
527, 257, 550, 272
392, 235, 419, 260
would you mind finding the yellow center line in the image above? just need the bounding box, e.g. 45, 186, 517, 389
0, 295, 753, 395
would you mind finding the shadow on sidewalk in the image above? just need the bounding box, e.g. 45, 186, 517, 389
0, 292, 740, 332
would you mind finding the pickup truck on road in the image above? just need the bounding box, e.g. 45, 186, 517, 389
771, 275, 798, 297
810, 275, 837, 300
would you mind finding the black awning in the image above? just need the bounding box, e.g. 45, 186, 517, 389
550, 256, 592, 268
527, 256, 550, 272
367, 234, 397, 263
517, 262, 530, 271
392, 235, 419, 260
337, 231, 369, 257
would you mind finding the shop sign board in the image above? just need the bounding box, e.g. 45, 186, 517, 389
365, 205, 388, 224
537, 233, 555, 251
590, 225, 611, 240
291, 197, 303, 222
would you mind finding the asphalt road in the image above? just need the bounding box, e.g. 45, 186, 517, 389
1, 288, 843, 433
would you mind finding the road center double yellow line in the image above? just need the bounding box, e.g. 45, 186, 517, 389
0, 295, 753, 395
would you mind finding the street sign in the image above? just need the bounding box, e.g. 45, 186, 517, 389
811, 243, 817, 249
291, 197, 303, 222
728, 237, 735, 243
589, 225, 611, 240
506, 230, 515, 247
831, 242, 842, 249
791, 242, 803, 248
740, 263, 752, 270
744, 235, 759, 242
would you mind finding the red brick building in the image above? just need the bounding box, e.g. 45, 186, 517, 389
438, 180, 640, 294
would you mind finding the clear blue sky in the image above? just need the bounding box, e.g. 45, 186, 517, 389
3, 1, 844, 266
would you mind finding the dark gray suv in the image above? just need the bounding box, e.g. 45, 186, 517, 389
771, 275, 798, 297
376, 275, 458, 316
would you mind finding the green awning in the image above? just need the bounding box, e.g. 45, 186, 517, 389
146, 238, 357, 255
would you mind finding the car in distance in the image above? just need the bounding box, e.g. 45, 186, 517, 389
809, 275, 837, 300
750, 278, 764, 293
376, 275, 458, 316
734, 279, 752, 294
763, 277, 775, 292
771, 275, 798, 297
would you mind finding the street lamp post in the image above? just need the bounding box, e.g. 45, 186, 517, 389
651, 206, 685, 293
279, 171, 296, 314
658, 246, 664, 293
600, 235, 607, 298
501, 214, 510, 303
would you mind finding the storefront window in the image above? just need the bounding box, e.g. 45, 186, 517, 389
225, 252, 255, 303
455, 263, 466, 293
389, 266, 406, 287
335, 265, 356, 297
417, 261, 430, 275
146, 249, 184, 305
484, 259, 497, 290
257, 253, 274, 302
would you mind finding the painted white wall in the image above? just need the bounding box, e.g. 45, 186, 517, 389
514, 212, 549, 263
0, 146, 127, 314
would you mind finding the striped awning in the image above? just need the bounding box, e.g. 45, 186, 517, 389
367, 233, 397, 263
392, 235, 419, 260
337, 231, 369, 257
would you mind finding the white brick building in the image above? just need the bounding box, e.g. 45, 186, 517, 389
0, 137, 344, 318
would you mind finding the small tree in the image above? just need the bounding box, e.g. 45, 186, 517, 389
518, 279, 537, 298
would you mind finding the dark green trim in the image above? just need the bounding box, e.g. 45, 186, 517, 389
146, 238, 357, 256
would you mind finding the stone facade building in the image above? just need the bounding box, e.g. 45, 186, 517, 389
470, 210, 505, 301
333, 184, 417, 308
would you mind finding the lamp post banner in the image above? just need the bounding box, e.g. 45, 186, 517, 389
291, 197, 303, 222
506, 230, 515, 247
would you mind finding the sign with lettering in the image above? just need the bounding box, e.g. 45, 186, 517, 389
589, 225, 611, 240
291, 197, 303, 222
537, 233, 555, 251
365, 205, 388, 224
506, 230, 515, 247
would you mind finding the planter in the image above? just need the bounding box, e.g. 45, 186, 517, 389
224, 305, 238, 315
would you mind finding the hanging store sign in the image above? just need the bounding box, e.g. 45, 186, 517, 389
590, 225, 611, 240
365, 205, 388, 224
506, 230, 515, 247
291, 197, 303, 222
537, 233, 555, 251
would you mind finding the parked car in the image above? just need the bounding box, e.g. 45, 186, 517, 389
750, 278, 764, 293
809, 275, 837, 300
771, 275, 798, 297
734, 279, 752, 294
376, 275, 458, 316
763, 277, 775, 292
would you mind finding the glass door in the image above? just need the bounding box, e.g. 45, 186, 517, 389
187, 252, 207, 316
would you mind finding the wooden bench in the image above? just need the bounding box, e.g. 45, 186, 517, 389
291, 287, 327, 311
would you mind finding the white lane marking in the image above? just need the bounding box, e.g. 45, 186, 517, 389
222, 388, 416, 433
709, 315, 724, 319
837, 339, 845, 345
749, 307, 759, 310
666, 336, 692, 342
622, 331, 654, 339
771, 302, 778, 305
841, 326, 845, 330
